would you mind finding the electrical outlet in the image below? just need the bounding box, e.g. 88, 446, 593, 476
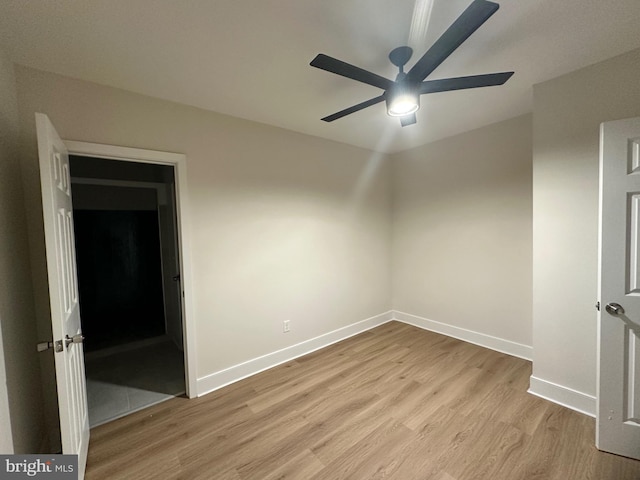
283, 320, 290, 333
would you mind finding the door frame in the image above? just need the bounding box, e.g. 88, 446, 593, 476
64, 140, 197, 398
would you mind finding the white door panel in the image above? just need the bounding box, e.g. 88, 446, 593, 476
597, 117, 640, 460
36, 113, 89, 477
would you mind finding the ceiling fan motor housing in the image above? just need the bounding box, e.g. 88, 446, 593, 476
386, 82, 420, 117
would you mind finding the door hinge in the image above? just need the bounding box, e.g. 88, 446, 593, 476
595, 301, 601, 311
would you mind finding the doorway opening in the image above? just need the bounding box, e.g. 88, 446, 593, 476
69, 154, 185, 427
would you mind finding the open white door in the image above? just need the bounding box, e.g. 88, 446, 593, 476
36, 113, 90, 477
597, 116, 640, 460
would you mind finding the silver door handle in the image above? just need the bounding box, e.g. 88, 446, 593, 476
64, 334, 85, 348
605, 303, 624, 315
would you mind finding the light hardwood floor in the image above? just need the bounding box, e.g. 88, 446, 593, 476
85, 322, 640, 479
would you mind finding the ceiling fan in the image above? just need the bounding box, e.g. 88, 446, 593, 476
310, 0, 514, 127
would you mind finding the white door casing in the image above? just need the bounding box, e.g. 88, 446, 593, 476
597, 116, 640, 460
36, 113, 90, 477
63, 140, 197, 398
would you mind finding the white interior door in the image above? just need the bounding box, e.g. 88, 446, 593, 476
597, 116, 640, 460
36, 113, 90, 477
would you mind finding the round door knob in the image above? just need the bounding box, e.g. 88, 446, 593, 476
64, 334, 85, 348
605, 303, 624, 315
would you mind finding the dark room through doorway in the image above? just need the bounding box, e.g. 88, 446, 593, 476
69, 155, 186, 427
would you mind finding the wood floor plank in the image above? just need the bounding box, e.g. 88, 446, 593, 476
255, 449, 324, 480
308, 397, 391, 466
452, 422, 527, 480
246, 357, 360, 413
308, 418, 414, 480
85, 322, 640, 480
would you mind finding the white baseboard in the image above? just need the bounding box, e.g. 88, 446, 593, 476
392, 310, 533, 361
197, 310, 532, 397
196, 310, 595, 419
196, 311, 394, 397
528, 375, 596, 417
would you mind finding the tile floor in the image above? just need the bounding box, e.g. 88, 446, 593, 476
84, 339, 185, 427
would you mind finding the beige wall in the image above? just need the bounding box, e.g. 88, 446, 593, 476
532, 47, 640, 407
0, 47, 15, 455
0, 326, 10, 453
391, 114, 533, 353
0, 50, 45, 452
14, 66, 392, 391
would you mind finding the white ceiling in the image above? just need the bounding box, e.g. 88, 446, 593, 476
2, 0, 640, 153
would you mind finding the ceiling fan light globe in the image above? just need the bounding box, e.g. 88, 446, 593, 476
387, 93, 420, 117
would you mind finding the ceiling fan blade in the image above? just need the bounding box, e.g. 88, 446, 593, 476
321, 94, 386, 122
406, 0, 499, 84
311, 54, 394, 91
419, 71, 514, 94
400, 113, 417, 127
